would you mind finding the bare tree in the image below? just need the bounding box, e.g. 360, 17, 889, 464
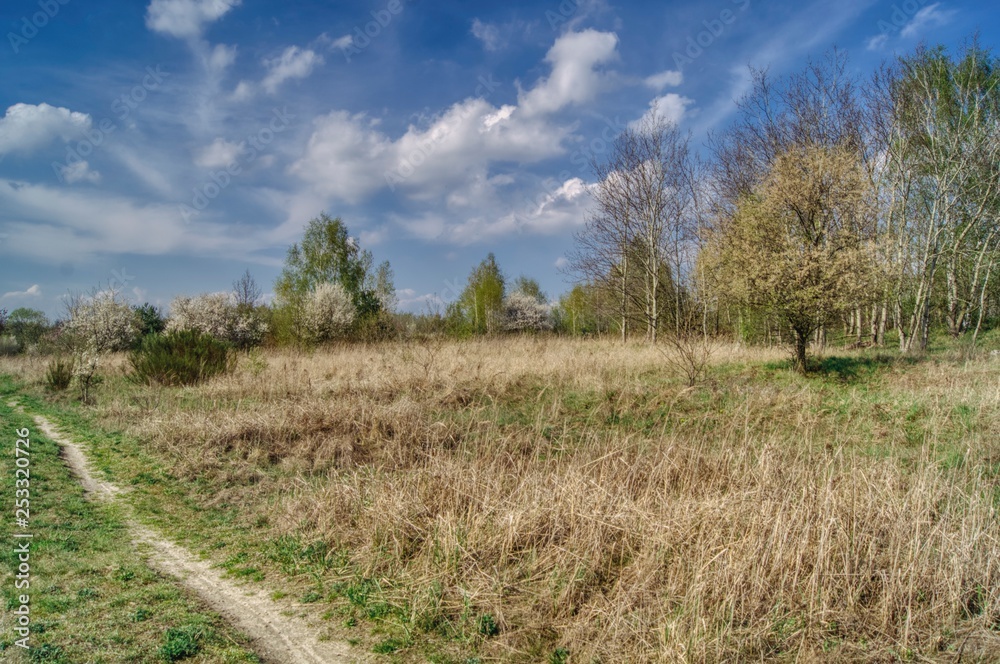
232, 269, 263, 309
569, 113, 697, 342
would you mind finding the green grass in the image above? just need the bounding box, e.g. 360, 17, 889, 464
0, 380, 260, 663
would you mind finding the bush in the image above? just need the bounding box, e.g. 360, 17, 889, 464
0, 334, 19, 356
65, 291, 138, 352
45, 357, 74, 391
502, 291, 553, 332
167, 294, 267, 349
302, 282, 355, 343
130, 330, 234, 386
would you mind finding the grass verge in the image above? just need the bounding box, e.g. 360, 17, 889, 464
0, 378, 261, 663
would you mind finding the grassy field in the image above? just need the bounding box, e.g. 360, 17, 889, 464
2, 337, 1000, 662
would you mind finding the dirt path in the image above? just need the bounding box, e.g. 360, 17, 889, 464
28, 410, 364, 664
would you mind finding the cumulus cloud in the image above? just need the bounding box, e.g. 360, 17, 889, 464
292, 30, 620, 204
145, 0, 242, 39
290, 111, 393, 204
194, 138, 242, 169
639, 93, 694, 126
518, 29, 619, 117
261, 46, 323, 94
0, 103, 92, 155
444, 176, 593, 244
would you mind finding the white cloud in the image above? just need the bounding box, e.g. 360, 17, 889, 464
261, 46, 323, 94
108, 146, 176, 196
641, 93, 694, 126
290, 30, 623, 243
2, 284, 41, 300
207, 43, 237, 72
331, 34, 353, 50
0, 178, 271, 263
293, 94, 570, 203
61, 160, 102, 185
471, 19, 502, 51
518, 29, 619, 117
866, 34, 889, 51
554, 256, 569, 269
231, 81, 254, 101
194, 138, 242, 169
442, 176, 594, 245
145, 0, 242, 39
0, 103, 92, 155
901, 3, 956, 38
290, 111, 393, 204
644, 69, 683, 90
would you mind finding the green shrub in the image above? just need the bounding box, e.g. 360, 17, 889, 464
129, 330, 233, 386
45, 357, 74, 391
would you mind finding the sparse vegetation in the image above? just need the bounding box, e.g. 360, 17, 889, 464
44, 356, 74, 391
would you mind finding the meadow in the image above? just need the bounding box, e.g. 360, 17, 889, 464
2, 337, 1000, 662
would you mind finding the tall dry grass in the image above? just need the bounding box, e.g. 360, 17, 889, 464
5, 338, 999, 661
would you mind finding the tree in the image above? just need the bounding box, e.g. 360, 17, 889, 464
569, 113, 697, 341
134, 303, 166, 338
232, 270, 263, 310
554, 284, 599, 336
512, 276, 546, 303
707, 144, 878, 372
64, 287, 138, 353
371, 261, 397, 313
274, 213, 391, 341
6, 308, 49, 350
872, 44, 1000, 351
502, 291, 553, 333
456, 253, 506, 335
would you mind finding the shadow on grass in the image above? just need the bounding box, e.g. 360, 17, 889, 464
763, 353, 921, 383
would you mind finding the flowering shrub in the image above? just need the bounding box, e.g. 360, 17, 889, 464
302, 282, 355, 342
167, 293, 267, 348
502, 291, 553, 332
65, 291, 138, 352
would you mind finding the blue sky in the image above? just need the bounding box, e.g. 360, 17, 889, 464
0, 0, 995, 319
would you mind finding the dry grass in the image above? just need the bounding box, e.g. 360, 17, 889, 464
4, 338, 1000, 661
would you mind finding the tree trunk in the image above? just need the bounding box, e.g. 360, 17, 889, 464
793, 329, 809, 374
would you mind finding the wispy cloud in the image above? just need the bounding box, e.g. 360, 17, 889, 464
145, 0, 242, 39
